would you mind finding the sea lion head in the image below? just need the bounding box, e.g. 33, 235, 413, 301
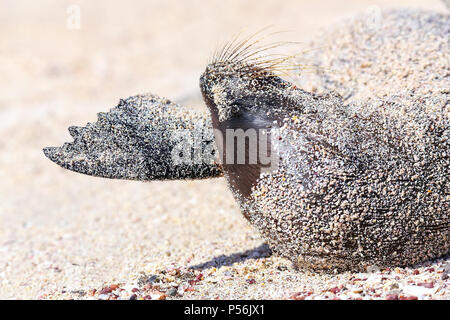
199, 57, 293, 200
200, 61, 291, 126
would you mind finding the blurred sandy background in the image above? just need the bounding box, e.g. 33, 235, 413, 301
0, 0, 447, 299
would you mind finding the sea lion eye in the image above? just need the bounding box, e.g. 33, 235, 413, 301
229, 101, 242, 114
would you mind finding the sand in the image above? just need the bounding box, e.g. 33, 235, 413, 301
0, 0, 448, 300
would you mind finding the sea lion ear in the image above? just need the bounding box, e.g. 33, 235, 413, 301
43, 94, 223, 181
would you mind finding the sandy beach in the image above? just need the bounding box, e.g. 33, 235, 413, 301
0, 0, 448, 299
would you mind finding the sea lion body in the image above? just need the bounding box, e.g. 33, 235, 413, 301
200, 59, 448, 271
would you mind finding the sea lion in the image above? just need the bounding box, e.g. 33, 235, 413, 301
44, 9, 449, 272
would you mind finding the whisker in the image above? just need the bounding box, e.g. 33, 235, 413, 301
209, 29, 335, 80
231, 41, 302, 67
219, 30, 245, 63
213, 25, 274, 64
225, 29, 290, 64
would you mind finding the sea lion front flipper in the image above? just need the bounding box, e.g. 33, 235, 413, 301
43, 94, 223, 181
